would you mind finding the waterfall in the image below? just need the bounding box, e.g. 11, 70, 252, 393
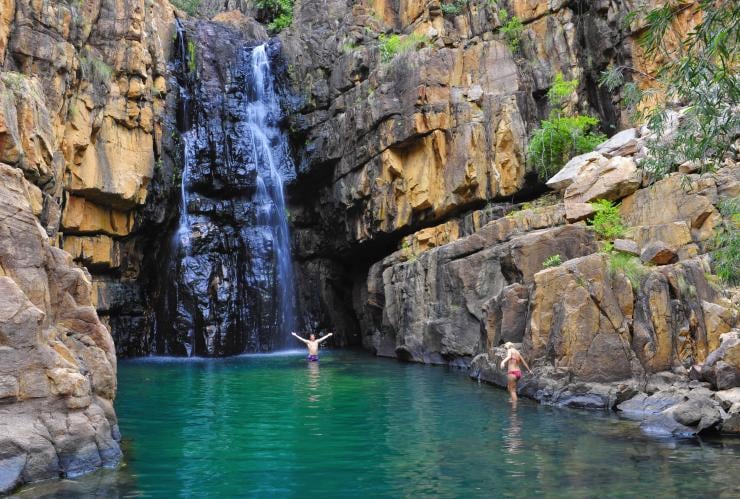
243, 43, 297, 346
159, 24, 298, 356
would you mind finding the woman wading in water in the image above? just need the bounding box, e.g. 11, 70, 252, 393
500, 342, 533, 403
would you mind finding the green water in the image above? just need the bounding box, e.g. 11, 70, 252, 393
17, 351, 740, 498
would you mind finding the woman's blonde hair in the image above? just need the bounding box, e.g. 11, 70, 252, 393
503, 342, 514, 349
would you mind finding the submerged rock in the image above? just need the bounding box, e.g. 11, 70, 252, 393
640, 414, 697, 438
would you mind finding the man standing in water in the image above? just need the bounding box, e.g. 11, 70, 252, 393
291, 331, 333, 361
499, 342, 533, 403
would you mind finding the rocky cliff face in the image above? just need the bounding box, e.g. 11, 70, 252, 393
1, 0, 179, 357
0, 0, 178, 490
248, 0, 738, 436
0, 163, 120, 492
361, 128, 739, 434
275, 0, 705, 341
0, 0, 735, 490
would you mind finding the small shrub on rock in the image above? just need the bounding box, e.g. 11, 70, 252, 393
711, 197, 739, 285
527, 73, 606, 181
542, 254, 562, 268
441, 0, 466, 15
256, 0, 294, 32
379, 33, 430, 63
499, 10, 524, 52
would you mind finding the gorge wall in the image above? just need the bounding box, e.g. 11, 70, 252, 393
0, 0, 177, 490
274, 0, 704, 342
274, 0, 739, 436
0, 0, 737, 491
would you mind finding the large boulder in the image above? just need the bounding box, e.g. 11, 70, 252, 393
564, 156, 642, 205
596, 128, 640, 157
700, 330, 740, 389
546, 152, 605, 192
640, 241, 678, 265
525, 253, 640, 382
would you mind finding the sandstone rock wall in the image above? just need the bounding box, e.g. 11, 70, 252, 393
0, 0, 180, 490
0, 163, 120, 493
352, 121, 739, 433
281, 0, 699, 246
1, 0, 178, 355
278, 0, 702, 340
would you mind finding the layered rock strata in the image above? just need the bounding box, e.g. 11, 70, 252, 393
1, 0, 178, 356
360, 131, 739, 435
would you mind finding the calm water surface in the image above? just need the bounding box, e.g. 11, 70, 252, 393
16, 350, 740, 498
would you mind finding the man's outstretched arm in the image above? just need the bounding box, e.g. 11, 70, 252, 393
317, 332, 334, 343
291, 332, 309, 344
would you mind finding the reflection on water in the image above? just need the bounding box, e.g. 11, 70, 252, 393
14, 351, 740, 498
505, 404, 523, 456
306, 361, 320, 404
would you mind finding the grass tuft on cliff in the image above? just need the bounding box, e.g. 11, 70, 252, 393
608, 252, 648, 290
378, 33, 430, 63
542, 254, 563, 268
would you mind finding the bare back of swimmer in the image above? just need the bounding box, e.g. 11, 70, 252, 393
499, 342, 532, 402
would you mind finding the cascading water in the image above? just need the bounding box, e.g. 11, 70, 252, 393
244, 44, 297, 347
156, 22, 297, 357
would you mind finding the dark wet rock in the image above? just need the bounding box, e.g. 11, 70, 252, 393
721, 414, 740, 433
617, 391, 686, 420
149, 21, 299, 356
